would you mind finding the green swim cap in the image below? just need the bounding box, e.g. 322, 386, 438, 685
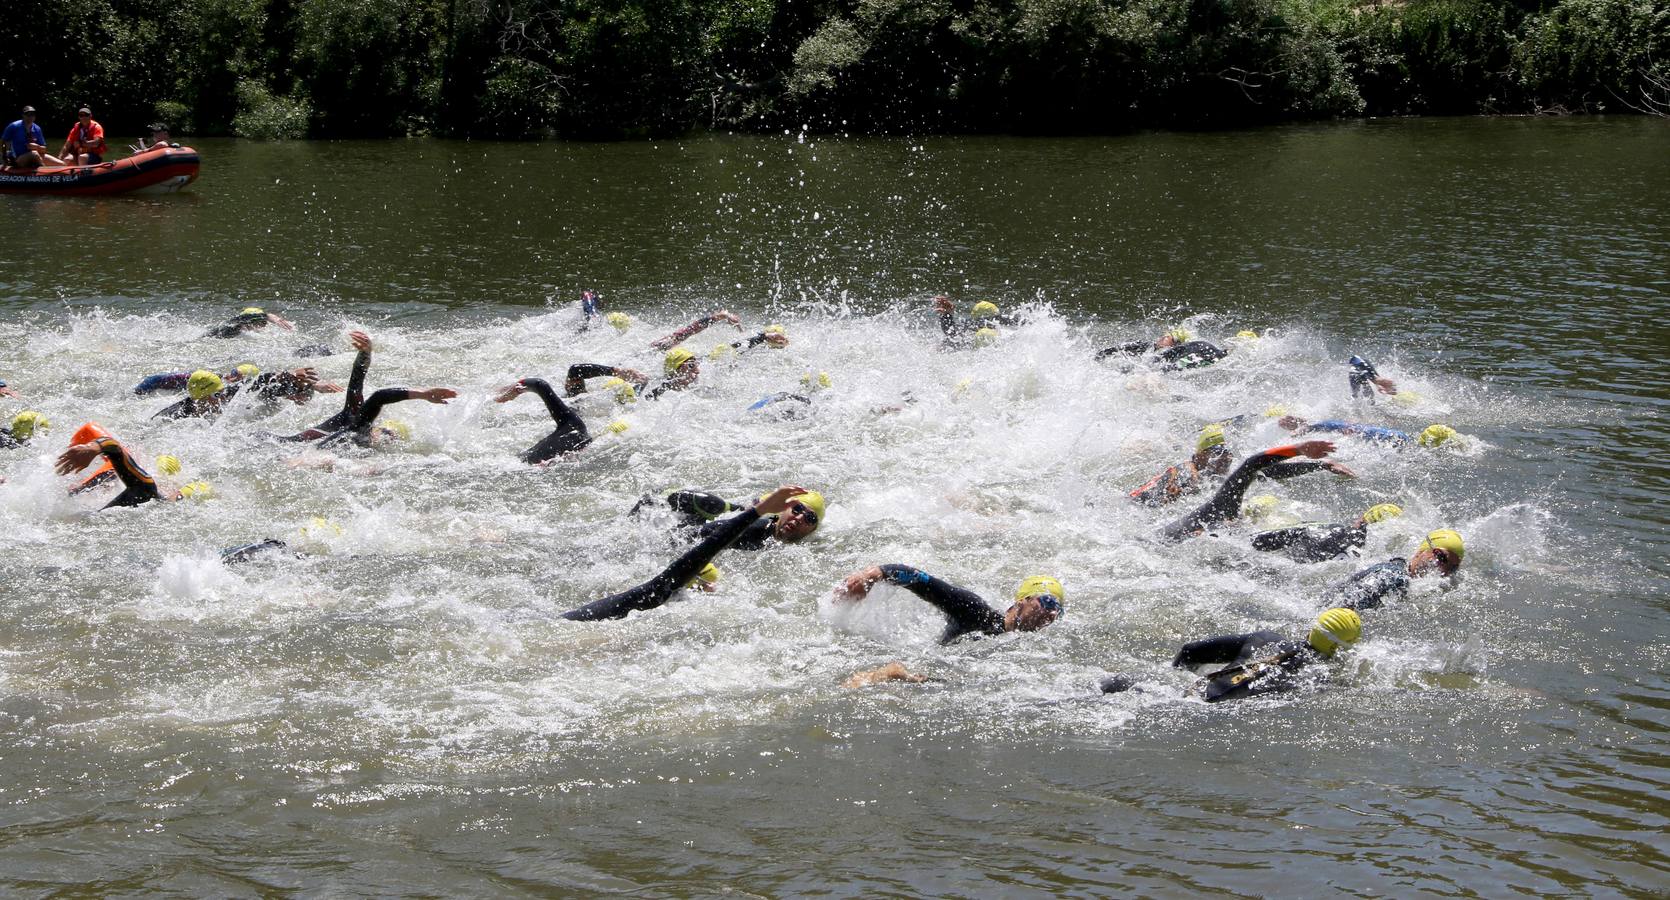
236, 363, 260, 379
664, 348, 696, 375
602, 377, 637, 404
973, 327, 999, 348
156, 454, 182, 476
1418, 424, 1458, 448
1197, 424, 1226, 452
606, 311, 632, 332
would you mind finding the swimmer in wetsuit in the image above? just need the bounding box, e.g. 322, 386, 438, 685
1100, 608, 1363, 703
205, 307, 294, 339
835, 568, 1065, 643
934, 296, 1019, 348
565, 348, 698, 401
637, 486, 825, 548
1320, 529, 1464, 611
561, 485, 808, 621
1158, 440, 1353, 542
1348, 356, 1399, 403
495, 377, 596, 464
1129, 424, 1236, 507
1250, 502, 1404, 563
1278, 416, 1459, 449
278, 331, 456, 444
55, 432, 210, 509
1096, 327, 1228, 370
0, 410, 47, 448
150, 367, 337, 421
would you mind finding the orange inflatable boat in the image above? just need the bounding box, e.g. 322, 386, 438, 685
0, 145, 200, 196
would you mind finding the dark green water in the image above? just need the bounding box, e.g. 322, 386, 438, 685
1, 118, 1666, 895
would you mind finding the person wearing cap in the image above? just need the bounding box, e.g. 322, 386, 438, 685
54, 431, 210, 509
205, 307, 295, 339
1348, 356, 1398, 403
146, 365, 336, 420
59, 108, 106, 165
932, 295, 1020, 347
1278, 415, 1458, 449
141, 123, 174, 151
0, 410, 48, 448
277, 331, 456, 444
494, 376, 611, 464
1321, 529, 1465, 611
1249, 502, 1405, 563
638, 486, 825, 547
648, 309, 741, 351
565, 348, 697, 402
708, 324, 790, 359
1096, 327, 1227, 370
1128, 424, 1238, 507
1158, 440, 1355, 542
1101, 608, 1364, 703
745, 370, 831, 416
562, 485, 808, 621
835, 568, 1065, 643
2, 106, 63, 168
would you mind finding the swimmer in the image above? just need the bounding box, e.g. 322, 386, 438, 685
636, 487, 825, 548
1321, 529, 1464, 611
578, 289, 602, 330
219, 538, 300, 565
278, 331, 456, 444
55, 431, 209, 508
495, 377, 596, 464
1249, 503, 1404, 563
746, 370, 832, 415
204, 307, 295, 339
151, 367, 336, 420
1128, 424, 1235, 507
0, 376, 17, 398
1096, 327, 1228, 370
649, 309, 741, 351
561, 485, 807, 621
1101, 608, 1363, 703
0, 410, 47, 448
1278, 416, 1459, 449
933, 296, 1017, 347
1348, 356, 1399, 402
566, 348, 696, 401
835, 568, 1065, 643
1158, 440, 1352, 542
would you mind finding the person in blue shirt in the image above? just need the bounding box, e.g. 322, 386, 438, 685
2, 107, 64, 168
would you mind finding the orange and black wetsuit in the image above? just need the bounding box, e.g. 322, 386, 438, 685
1159, 446, 1332, 542
88, 437, 162, 509
1128, 446, 1233, 507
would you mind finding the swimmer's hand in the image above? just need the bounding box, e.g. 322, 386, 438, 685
754, 484, 810, 516
266, 313, 296, 331
843, 662, 927, 688
55, 442, 102, 475
416, 388, 457, 404
763, 332, 790, 348
1322, 461, 1357, 478
836, 565, 886, 601
349, 330, 372, 353
494, 383, 528, 403
1294, 439, 1335, 459
932, 295, 954, 315
0, 386, 20, 399
711, 309, 740, 326
1278, 415, 1307, 432
614, 368, 650, 387
1373, 376, 1398, 395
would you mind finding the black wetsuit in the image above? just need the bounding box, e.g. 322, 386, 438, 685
1156, 340, 1228, 371
1159, 448, 1333, 542
205, 311, 270, 338
1250, 522, 1368, 563
1320, 558, 1411, 610
315, 388, 420, 447
512, 377, 590, 463
277, 347, 415, 445
1171, 631, 1322, 702
220, 538, 297, 564
1094, 339, 1157, 361
0, 427, 27, 449
1348, 356, 1380, 402
566, 362, 684, 402
88, 437, 162, 509
644, 490, 777, 551
155, 373, 316, 421
876, 564, 1006, 643
937, 310, 1020, 347
561, 505, 762, 621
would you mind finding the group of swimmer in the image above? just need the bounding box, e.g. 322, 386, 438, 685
1, 294, 1475, 703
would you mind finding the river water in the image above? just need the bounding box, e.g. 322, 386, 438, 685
1, 119, 1666, 896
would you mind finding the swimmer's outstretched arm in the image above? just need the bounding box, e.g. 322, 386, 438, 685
666, 490, 741, 524
304, 331, 373, 436
57, 437, 161, 508
838, 564, 1005, 640
564, 363, 649, 396
649, 310, 739, 351
353, 387, 456, 428
497, 378, 590, 463
563, 485, 808, 621
1161, 441, 1335, 541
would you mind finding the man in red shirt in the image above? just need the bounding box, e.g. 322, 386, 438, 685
60, 107, 106, 165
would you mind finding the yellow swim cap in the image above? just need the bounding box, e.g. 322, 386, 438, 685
1420, 529, 1465, 563
973, 327, 999, 348
156, 454, 182, 476
791, 490, 826, 525
177, 481, 213, 500
764, 324, 787, 336
1389, 390, 1422, 407
383, 420, 412, 442
1015, 575, 1065, 603
1307, 608, 1362, 657
802, 371, 832, 391
1167, 327, 1192, 342
1264, 404, 1288, 418
9, 410, 47, 441
972, 301, 1000, 319
605, 311, 632, 332
1243, 494, 1280, 521
301, 516, 345, 537
685, 562, 720, 589
240, 307, 264, 316
1197, 424, 1226, 452
236, 364, 260, 379
1418, 424, 1458, 448
607, 419, 630, 434
1363, 503, 1403, 524
664, 348, 696, 375
707, 343, 734, 360
1235, 329, 1259, 340
602, 376, 637, 404
187, 369, 224, 400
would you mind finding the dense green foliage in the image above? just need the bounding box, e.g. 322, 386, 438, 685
3, 0, 1665, 139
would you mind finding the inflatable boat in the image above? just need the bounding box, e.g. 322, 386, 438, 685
0, 145, 200, 196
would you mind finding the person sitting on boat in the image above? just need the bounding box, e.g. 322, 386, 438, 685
59, 108, 106, 165
205, 307, 295, 338
2, 106, 64, 169
141, 123, 175, 151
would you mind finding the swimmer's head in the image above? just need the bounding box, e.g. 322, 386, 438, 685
607, 419, 630, 435
764, 323, 787, 337
1415, 529, 1464, 576
1235, 329, 1259, 341
1196, 424, 1226, 452
156, 454, 182, 476
376, 420, 413, 443
1006, 575, 1065, 632
9, 410, 47, 441
1242, 493, 1280, 522
972, 301, 1000, 319
1167, 327, 1192, 343
606, 311, 632, 332
602, 377, 637, 404
1362, 503, 1403, 525
235, 364, 260, 380
187, 369, 224, 400
301, 516, 345, 538
802, 371, 832, 392
1263, 404, 1288, 418
973, 327, 999, 348
664, 348, 697, 376
707, 343, 734, 360
1307, 608, 1362, 658
1418, 424, 1458, 448
240, 307, 265, 317
685, 562, 720, 592
176, 481, 213, 501
70, 422, 109, 446
773, 490, 824, 542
